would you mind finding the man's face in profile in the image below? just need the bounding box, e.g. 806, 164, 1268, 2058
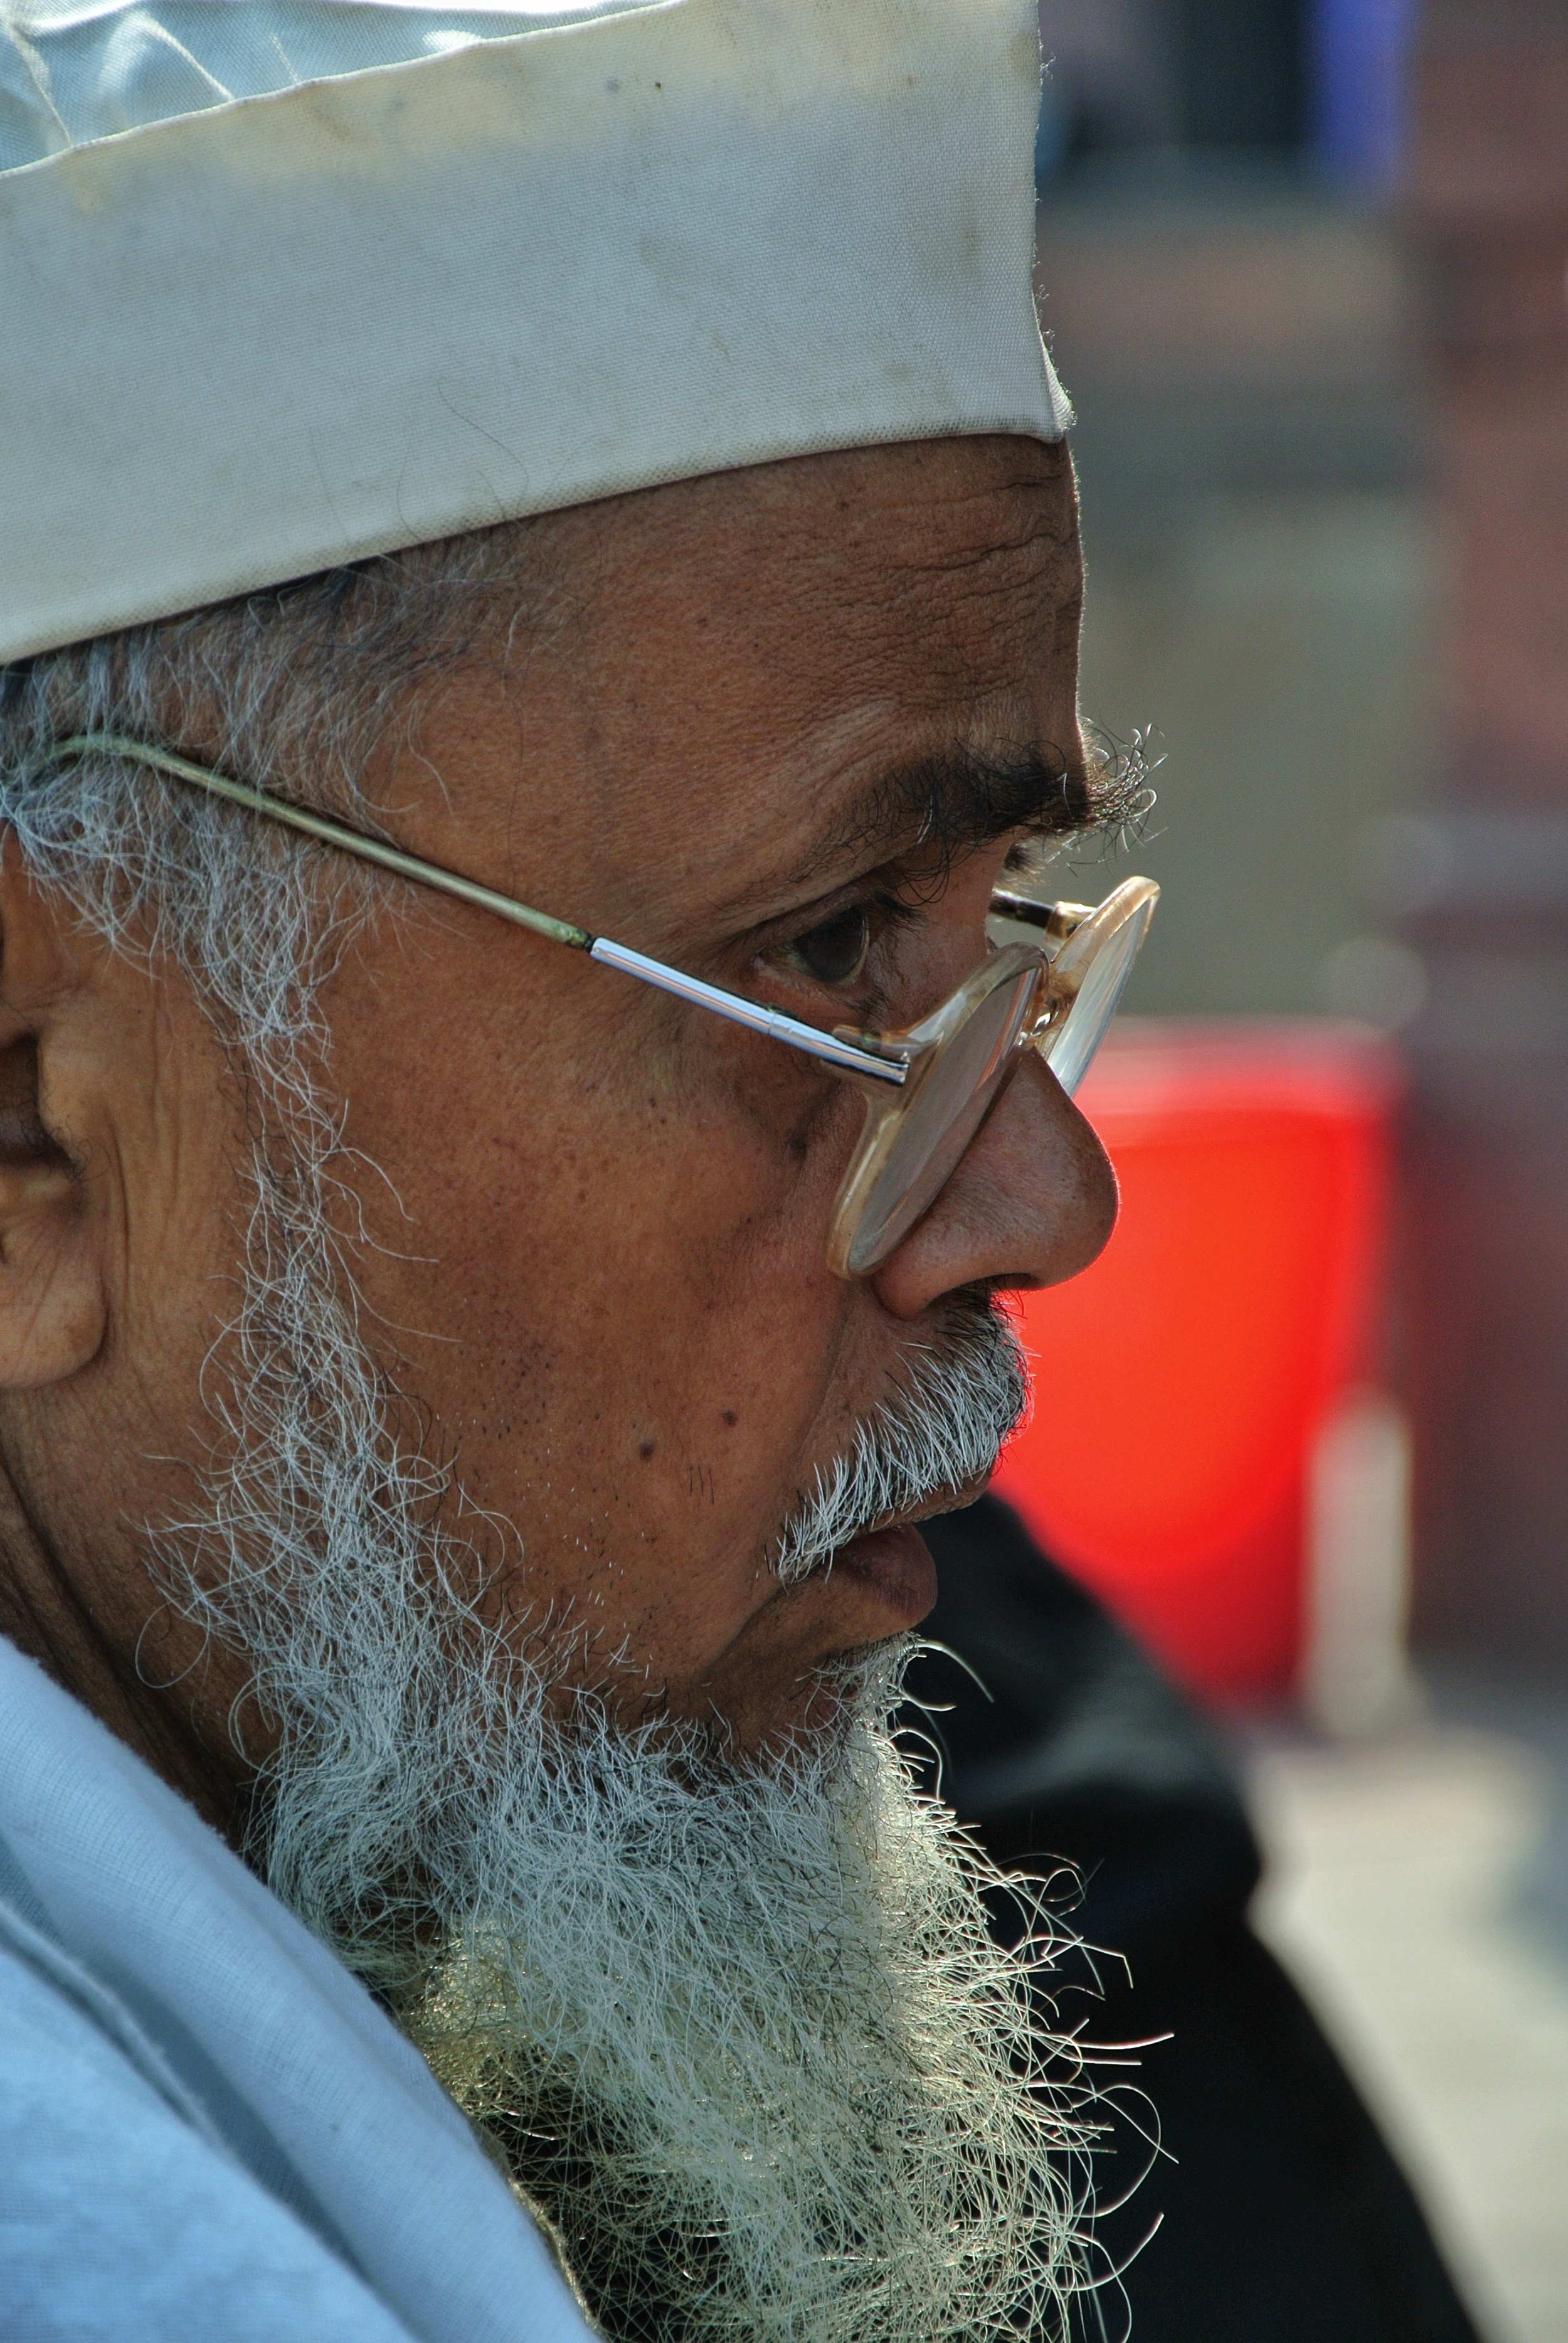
0, 430, 1115, 1774
322, 433, 1117, 1741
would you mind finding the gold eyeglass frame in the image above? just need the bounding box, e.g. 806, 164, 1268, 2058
51, 734, 1157, 1281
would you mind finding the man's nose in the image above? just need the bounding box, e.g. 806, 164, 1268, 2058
867, 1048, 1118, 1320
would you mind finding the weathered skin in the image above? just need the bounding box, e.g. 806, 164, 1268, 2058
0, 433, 1116, 1829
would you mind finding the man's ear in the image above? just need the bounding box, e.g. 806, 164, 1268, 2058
0, 850, 106, 1390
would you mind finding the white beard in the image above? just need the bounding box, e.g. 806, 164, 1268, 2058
160, 1161, 1094, 2343
402, 1647, 1093, 2343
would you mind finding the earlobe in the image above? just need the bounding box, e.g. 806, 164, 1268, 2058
0, 1028, 105, 1389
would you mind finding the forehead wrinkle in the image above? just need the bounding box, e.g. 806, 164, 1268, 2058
847, 455, 1079, 592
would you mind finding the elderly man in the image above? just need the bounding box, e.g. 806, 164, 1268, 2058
0, 4, 1159, 2337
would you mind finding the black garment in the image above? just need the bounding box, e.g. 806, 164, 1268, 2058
905, 1496, 1481, 2343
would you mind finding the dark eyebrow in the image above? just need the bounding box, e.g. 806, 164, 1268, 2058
788, 735, 1147, 892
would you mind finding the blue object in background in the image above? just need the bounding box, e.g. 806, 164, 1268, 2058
1311, 0, 1417, 188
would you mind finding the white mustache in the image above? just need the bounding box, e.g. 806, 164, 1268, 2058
772, 1305, 1029, 1589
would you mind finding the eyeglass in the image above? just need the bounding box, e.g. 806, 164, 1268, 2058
55, 733, 1157, 1279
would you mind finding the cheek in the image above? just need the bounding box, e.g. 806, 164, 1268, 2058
393, 1040, 859, 1316
409, 1068, 851, 1460
340, 1025, 867, 1639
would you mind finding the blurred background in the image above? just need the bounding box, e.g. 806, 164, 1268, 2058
993, 4, 1568, 2335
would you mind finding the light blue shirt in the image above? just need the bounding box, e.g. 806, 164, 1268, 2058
0, 1637, 595, 2342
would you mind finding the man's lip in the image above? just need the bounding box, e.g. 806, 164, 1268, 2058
832, 1523, 939, 1627
866, 1474, 993, 1540
788, 1474, 991, 1628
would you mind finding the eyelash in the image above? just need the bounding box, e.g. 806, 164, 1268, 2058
774, 891, 914, 992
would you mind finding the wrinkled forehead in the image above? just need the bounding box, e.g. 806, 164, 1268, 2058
0, 0, 1070, 667
395, 437, 1087, 923
551, 435, 1084, 726
612, 445, 1086, 890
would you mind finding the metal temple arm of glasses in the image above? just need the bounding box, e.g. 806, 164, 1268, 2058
52, 734, 909, 1088
589, 938, 908, 1084
53, 734, 593, 950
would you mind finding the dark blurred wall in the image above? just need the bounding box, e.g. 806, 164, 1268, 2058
1037, 0, 1306, 163
1401, 0, 1568, 1660
1175, 0, 1305, 146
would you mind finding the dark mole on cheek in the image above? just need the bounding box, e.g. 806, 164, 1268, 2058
721, 1409, 738, 1428
638, 1440, 656, 1461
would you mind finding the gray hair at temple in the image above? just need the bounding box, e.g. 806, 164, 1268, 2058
0, 532, 552, 1081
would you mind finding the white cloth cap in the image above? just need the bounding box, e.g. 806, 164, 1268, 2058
0, 0, 1069, 664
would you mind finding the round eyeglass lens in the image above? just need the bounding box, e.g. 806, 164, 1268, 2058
1041, 896, 1155, 1097
845, 963, 1041, 1276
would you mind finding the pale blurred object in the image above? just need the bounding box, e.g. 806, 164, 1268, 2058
1253, 1711, 1568, 2342
1303, 1387, 1424, 1736
1320, 934, 1429, 1028
1042, 178, 1433, 1025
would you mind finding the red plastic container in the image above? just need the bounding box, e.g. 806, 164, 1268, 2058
993, 1021, 1402, 1702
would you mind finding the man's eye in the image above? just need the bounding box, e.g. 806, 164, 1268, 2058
783, 904, 873, 987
